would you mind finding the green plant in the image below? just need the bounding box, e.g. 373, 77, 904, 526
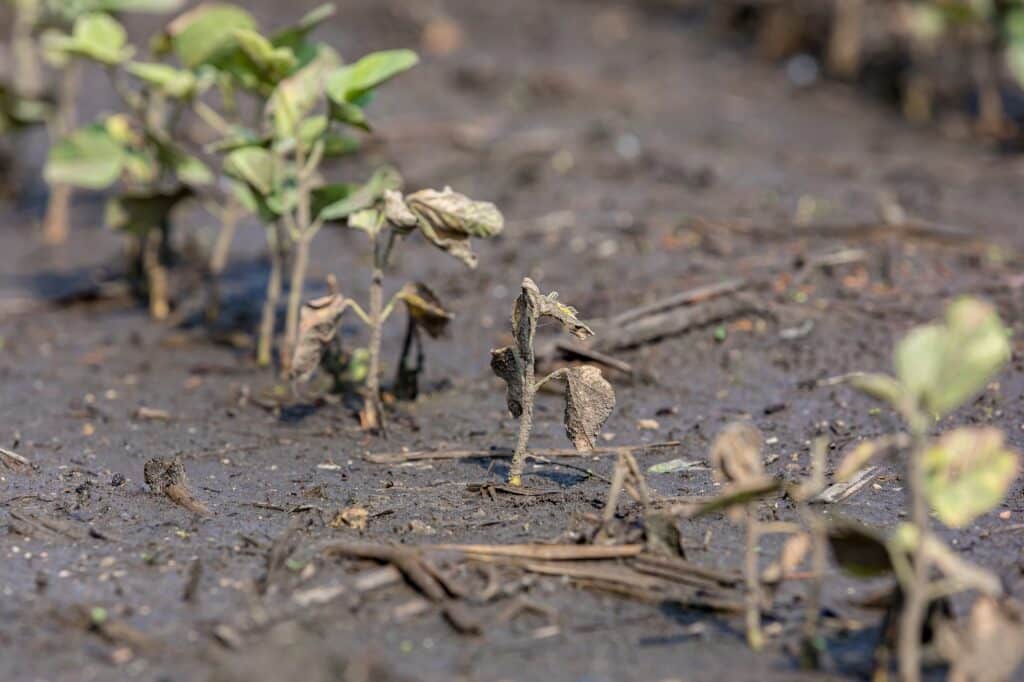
289, 185, 503, 431
838, 296, 1017, 682
491, 278, 616, 486
205, 8, 419, 368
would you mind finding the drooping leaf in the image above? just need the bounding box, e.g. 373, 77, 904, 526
48, 13, 133, 65
318, 167, 403, 222
922, 427, 1019, 528
563, 365, 615, 451
223, 146, 275, 195
896, 297, 1011, 416
709, 421, 765, 485
163, 3, 257, 69
490, 346, 524, 418
325, 49, 419, 104
289, 293, 349, 383
104, 188, 192, 235
827, 520, 893, 578
396, 282, 453, 338
406, 186, 503, 235
125, 61, 197, 98
44, 123, 125, 189
535, 290, 593, 339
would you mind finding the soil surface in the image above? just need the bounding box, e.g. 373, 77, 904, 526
3, 1, 1024, 681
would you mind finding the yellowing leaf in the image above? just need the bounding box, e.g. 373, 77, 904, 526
396, 282, 452, 338
563, 366, 615, 451
923, 427, 1019, 528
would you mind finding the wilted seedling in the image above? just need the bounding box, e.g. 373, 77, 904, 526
491, 278, 615, 487
289, 186, 503, 430
839, 296, 1017, 682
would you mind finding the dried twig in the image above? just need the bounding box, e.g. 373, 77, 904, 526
427, 543, 643, 561
0, 447, 30, 470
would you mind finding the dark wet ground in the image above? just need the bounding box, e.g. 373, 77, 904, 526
2, 1, 1024, 680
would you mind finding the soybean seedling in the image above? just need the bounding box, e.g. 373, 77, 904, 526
836, 296, 1017, 682
289, 186, 503, 431
491, 278, 616, 487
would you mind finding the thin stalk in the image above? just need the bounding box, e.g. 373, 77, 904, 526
42, 63, 82, 245
205, 199, 242, 322
282, 140, 323, 373
258, 224, 285, 367
362, 228, 395, 432
144, 228, 170, 320
11, 0, 43, 98
508, 358, 537, 487
897, 420, 930, 682
745, 510, 764, 650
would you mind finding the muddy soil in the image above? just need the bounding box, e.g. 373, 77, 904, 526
3, 1, 1024, 681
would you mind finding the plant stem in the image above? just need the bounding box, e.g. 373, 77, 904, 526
282, 140, 322, 374
42, 63, 81, 245
361, 230, 395, 432
11, 0, 43, 99
205, 200, 242, 322
508, 356, 537, 487
745, 510, 764, 650
144, 229, 169, 320
897, 422, 930, 682
258, 224, 284, 367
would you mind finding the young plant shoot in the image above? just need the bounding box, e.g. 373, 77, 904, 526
838, 296, 1017, 682
491, 278, 616, 487
289, 185, 504, 431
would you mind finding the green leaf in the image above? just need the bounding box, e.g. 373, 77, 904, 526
164, 3, 257, 69
173, 154, 214, 186
923, 427, 1019, 528
125, 61, 197, 99
347, 208, 381, 235
223, 146, 275, 195
847, 372, 909, 411
896, 297, 1011, 416
327, 99, 369, 131
272, 4, 336, 51
44, 124, 125, 189
268, 46, 338, 140
233, 28, 297, 82
317, 167, 403, 222
325, 49, 418, 104
50, 13, 133, 65
229, 180, 276, 222
94, 0, 185, 12
105, 189, 191, 235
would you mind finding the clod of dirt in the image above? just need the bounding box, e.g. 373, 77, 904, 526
143, 457, 210, 516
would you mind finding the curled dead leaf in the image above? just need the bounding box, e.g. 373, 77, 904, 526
709, 421, 765, 485
396, 282, 452, 338
404, 186, 504, 268
490, 346, 523, 417
289, 294, 348, 383
762, 532, 811, 584
564, 365, 615, 451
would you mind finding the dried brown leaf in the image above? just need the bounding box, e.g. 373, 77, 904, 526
709, 421, 765, 485
289, 294, 348, 383
396, 282, 452, 338
564, 365, 615, 451
490, 346, 523, 417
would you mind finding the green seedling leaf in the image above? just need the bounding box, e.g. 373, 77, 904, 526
95, 0, 185, 12
173, 153, 214, 186
709, 421, 765, 485
104, 189, 192, 235
272, 3, 336, 51
328, 99, 369, 131
230, 179, 276, 222
690, 476, 783, 519
268, 46, 339, 140
396, 282, 452, 338
325, 49, 419, 104
0, 84, 50, 133
847, 372, 908, 411
163, 3, 257, 69
648, 458, 703, 474
223, 146, 275, 195
490, 346, 524, 418
233, 28, 297, 82
563, 365, 615, 451
45, 123, 125, 189
125, 61, 197, 98
289, 293, 349, 383
923, 427, 1019, 528
347, 208, 381, 235
318, 167, 403, 222
49, 13, 133, 65
827, 520, 893, 578
206, 126, 269, 154
896, 297, 1010, 416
